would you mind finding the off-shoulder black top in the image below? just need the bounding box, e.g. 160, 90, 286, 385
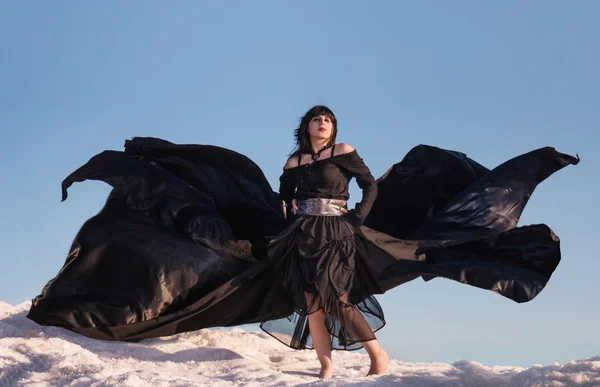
278, 147, 377, 226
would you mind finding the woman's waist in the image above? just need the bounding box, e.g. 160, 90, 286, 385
296, 198, 347, 216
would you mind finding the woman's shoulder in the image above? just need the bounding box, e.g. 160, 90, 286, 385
283, 155, 300, 170
333, 143, 356, 156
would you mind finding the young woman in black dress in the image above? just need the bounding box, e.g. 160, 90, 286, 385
28, 104, 579, 381
261, 105, 389, 378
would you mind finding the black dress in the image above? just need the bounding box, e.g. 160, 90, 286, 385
26, 137, 580, 346
260, 146, 384, 350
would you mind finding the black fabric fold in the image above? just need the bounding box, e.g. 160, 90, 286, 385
334, 150, 378, 226
278, 168, 296, 209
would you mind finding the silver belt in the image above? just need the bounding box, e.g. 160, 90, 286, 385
296, 198, 347, 216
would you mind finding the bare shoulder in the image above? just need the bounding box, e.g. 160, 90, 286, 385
283, 155, 299, 170
334, 143, 356, 156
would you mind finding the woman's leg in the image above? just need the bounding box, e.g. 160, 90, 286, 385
335, 296, 389, 376
305, 292, 333, 378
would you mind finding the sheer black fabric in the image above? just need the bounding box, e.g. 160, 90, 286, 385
260, 215, 385, 350
27, 137, 579, 348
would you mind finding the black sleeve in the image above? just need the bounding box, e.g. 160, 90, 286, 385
278, 168, 296, 208
340, 151, 378, 226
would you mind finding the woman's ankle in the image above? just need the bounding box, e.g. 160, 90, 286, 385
319, 364, 333, 378
367, 349, 388, 376
319, 356, 333, 368
318, 357, 333, 378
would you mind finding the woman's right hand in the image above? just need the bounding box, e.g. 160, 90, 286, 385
282, 199, 299, 219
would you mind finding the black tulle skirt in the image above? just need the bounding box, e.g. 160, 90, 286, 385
260, 215, 385, 350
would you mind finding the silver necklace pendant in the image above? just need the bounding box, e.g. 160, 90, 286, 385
312, 154, 320, 161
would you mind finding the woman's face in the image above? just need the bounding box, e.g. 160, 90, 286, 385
308, 115, 334, 142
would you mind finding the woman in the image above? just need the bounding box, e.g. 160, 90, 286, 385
28, 105, 579, 380
261, 105, 388, 377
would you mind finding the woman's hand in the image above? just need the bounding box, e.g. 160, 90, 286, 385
282, 199, 300, 219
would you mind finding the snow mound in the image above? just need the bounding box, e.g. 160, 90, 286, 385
1, 302, 598, 386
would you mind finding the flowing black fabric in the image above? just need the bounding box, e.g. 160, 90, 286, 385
27, 137, 579, 348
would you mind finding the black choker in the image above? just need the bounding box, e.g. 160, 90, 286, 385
310, 143, 333, 161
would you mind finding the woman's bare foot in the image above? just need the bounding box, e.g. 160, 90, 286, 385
319, 366, 333, 379
319, 357, 333, 379
318, 357, 333, 378
367, 349, 389, 376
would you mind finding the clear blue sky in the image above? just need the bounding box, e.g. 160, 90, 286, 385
1, 1, 598, 368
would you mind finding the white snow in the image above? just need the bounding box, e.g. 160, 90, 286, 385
1, 302, 598, 386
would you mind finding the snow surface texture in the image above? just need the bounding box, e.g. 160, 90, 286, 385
1, 302, 599, 387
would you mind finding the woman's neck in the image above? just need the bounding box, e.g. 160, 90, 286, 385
310, 138, 330, 153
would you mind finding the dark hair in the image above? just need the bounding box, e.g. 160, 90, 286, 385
290, 105, 338, 156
